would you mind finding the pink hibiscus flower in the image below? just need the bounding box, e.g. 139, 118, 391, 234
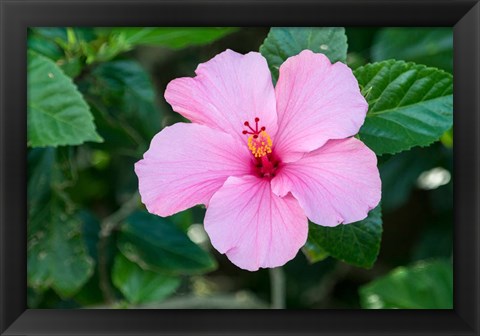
135, 49, 381, 271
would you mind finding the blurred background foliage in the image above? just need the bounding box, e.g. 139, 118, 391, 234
27, 27, 453, 309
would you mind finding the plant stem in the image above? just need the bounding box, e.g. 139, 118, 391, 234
100, 192, 140, 237
97, 192, 140, 303
269, 267, 286, 309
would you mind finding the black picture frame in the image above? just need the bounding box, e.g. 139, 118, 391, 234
1, 0, 479, 335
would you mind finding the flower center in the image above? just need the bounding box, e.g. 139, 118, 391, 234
248, 131, 273, 158
242, 117, 280, 179
242, 118, 272, 158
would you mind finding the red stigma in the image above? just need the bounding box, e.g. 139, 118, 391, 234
242, 117, 266, 136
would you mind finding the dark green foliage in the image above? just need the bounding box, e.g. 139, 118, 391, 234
360, 259, 453, 309
112, 254, 181, 304
28, 196, 95, 297
28, 148, 94, 297
87, 60, 162, 140
103, 27, 238, 50
118, 212, 217, 274
372, 28, 453, 73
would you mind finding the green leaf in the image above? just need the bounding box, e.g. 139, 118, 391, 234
28, 50, 102, 147
28, 147, 94, 299
28, 148, 58, 209
355, 60, 453, 155
360, 259, 453, 309
306, 206, 382, 268
32, 27, 96, 45
88, 60, 161, 139
27, 196, 94, 297
372, 28, 453, 73
28, 33, 63, 61
31, 27, 68, 42
72, 211, 112, 307
112, 254, 180, 305
72, 27, 236, 65
118, 212, 217, 275
102, 27, 237, 49
260, 27, 348, 81
27, 147, 78, 220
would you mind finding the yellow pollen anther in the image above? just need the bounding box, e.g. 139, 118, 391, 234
248, 131, 273, 158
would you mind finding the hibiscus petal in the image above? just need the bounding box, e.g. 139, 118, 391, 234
204, 176, 308, 271
274, 50, 368, 162
165, 49, 278, 143
271, 137, 381, 226
135, 123, 252, 217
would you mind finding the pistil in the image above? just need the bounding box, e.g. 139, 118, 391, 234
242, 117, 280, 179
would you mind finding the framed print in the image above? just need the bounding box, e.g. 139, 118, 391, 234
1, 0, 479, 335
